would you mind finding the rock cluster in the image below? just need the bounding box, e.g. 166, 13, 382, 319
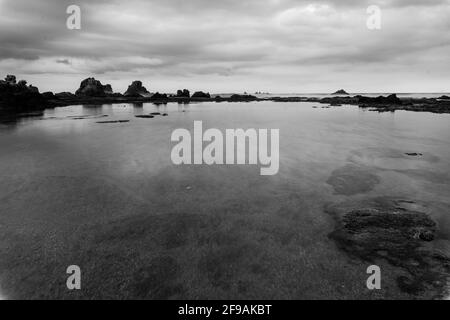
75, 78, 114, 97
0, 75, 45, 111
191, 91, 211, 99
356, 94, 402, 105
176, 89, 190, 98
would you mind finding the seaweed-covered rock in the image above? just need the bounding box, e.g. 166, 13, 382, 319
327, 197, 450, 297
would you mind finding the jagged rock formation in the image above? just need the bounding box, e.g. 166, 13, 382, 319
124, 81, 150, 97
75, 78, 113, 97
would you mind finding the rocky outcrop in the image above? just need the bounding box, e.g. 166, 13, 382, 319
332, 89, 349, 95
0, 75, 46, 112
356, 94, 402, 105
124, 81, 150, 97
75, 77, 114, 97
176, 89, 190, 98
191, 91, 211, 99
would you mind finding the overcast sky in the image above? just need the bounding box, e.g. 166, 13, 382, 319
0, 0, 449, 93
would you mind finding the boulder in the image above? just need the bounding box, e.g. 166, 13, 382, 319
75, 77, 114, 97
124, 81, 150, 97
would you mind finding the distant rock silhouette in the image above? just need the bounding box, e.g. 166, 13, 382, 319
332, 89, 349, 95
75, 77, 113, 97
150, 92, 168, 100
356, 94, 402, 105
229, 94, 258, 101
0, 74, 46, 111
124, 81, 150, 97
192, 91, 211, 99
176, 89, 190, 98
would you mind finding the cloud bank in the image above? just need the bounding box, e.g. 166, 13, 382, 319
0, 0, 449, 93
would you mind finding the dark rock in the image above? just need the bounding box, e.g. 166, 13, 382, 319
55, 92, 76, 99
332, 89, 349, 95
405, 153, 423, 157
150, 92, 168, 100
356, 94, 402, 105
438, 95, 450, 100
42, 92, 55, 99
0, 75, 46, 112
191, 91, 211, 99
135, 115, 154, 119
75, 77, 114, 97
96, 120, 130, 123
229, 94, 258, 102
124, 81, 150, 97
176, 89, 190, 98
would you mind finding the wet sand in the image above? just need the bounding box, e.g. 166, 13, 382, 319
0, 102, 449, 299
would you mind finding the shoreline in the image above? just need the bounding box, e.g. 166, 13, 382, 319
2, 94, 450, 121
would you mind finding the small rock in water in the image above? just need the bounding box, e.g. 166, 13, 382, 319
135, 115, 154, 119
405, 153, 423, 157
96, 120, 130, 124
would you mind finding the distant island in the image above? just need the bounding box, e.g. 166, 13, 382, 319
1, 75, 450, 117
332, 89, 349, 95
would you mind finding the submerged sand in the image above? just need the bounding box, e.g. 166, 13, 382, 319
0, 102, 449, 299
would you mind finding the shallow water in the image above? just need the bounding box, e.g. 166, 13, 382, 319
0, 101, 449, 299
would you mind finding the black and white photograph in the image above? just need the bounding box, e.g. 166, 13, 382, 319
0, 0, 449, 305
